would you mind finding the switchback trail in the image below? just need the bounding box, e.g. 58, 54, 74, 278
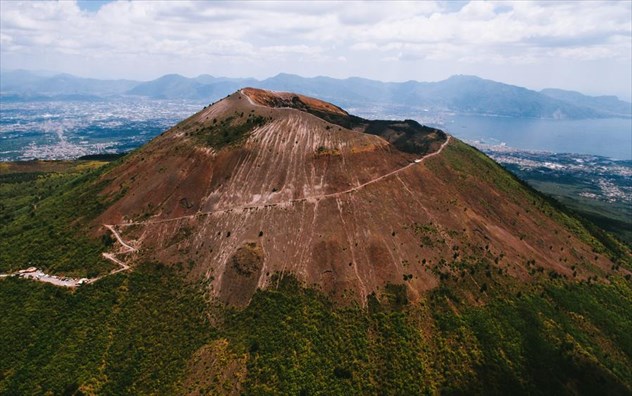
94, 224, 137, 282
104, 224, 137, 253
0, 224, 136, 288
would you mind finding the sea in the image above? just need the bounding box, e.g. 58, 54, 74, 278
438, 115, 632, 161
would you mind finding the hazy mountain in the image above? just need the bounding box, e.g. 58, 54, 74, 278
410, 75, 602, 118
0, 69, 47, 88
0, 70, 136, 97
541, 88, 632, 117
126, 74, 207, 99
2, 69, 630, 119
127, 73, 258, 100
257, 74, 606, 119
130, 73, 626, 119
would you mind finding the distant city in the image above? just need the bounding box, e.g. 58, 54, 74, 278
0, 99, 202, 161
475, 143, 631, 206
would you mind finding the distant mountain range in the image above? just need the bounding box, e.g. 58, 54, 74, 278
540, 88, 632, 118
1, 69, 630, 119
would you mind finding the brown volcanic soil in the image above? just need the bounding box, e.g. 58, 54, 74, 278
241, 87, 348, 116
94, 89, 618, 306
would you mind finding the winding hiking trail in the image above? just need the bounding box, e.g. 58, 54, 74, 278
0, 224, 136, 288
118, 135, 451, 228
103, 224, 137, 253
97, 224, 137, 278
96, 134, 450, 285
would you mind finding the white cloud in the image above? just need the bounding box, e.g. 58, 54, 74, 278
0, 0, 630, 96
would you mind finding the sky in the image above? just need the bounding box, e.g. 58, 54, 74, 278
1, 1, 631, 99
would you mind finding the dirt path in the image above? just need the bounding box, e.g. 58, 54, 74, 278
118, 135, 451, 228
0, 225, 135, 288
90, 225, 136, 283
104, 224, 137, 252
315, 135, 450, 200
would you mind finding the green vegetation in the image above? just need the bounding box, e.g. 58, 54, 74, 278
428, 265, 632, 395
0, 160, 122, 277
190, 113, 267, 150
76, 153, 127, 161
526, 178, 632, 245
0, 263, 210, 395
228, 275, 632, 395
436, 140, 631, 270
364, 119, 446, 155
4, 270, 630, 394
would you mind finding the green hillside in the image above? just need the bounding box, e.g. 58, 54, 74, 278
2, 267, 631, 395
0, 160, 120, 277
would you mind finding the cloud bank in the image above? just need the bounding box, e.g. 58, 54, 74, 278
1, 1, 630, 97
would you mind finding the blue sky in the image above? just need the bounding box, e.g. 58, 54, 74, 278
1, 1, 631, 99
76, 0, 112, 13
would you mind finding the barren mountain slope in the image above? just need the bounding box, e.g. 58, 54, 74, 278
93, 88, 620, 305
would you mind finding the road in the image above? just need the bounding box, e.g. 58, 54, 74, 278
0, 226, 135, 288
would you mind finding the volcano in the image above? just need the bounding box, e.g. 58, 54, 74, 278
93, 88, 619, 306
3, 87, 632, 395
